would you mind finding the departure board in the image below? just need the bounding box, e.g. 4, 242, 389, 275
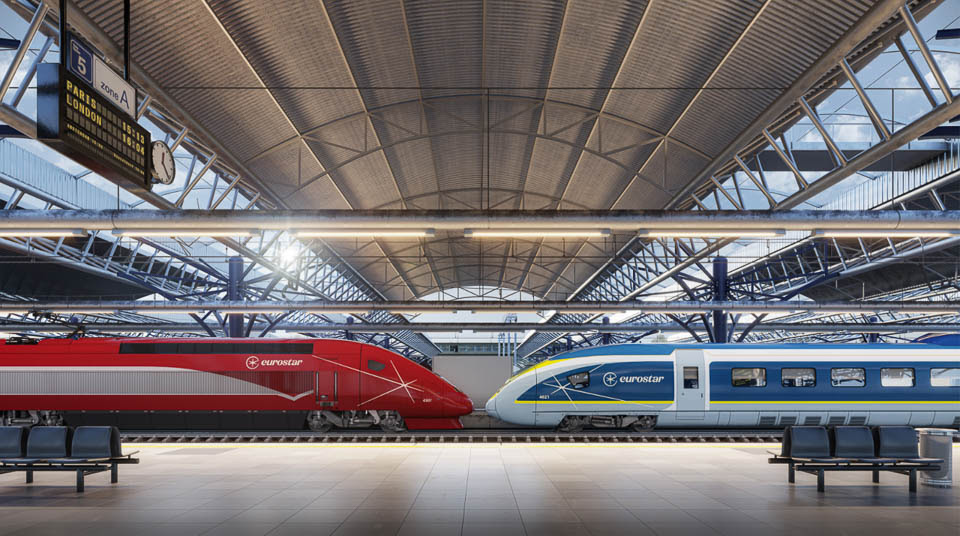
37, 63, 152, 190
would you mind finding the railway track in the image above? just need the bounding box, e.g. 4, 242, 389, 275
120, 429, 784, 444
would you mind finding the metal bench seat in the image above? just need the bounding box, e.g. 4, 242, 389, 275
0, 426, 138, 492
768, 425, 942, 492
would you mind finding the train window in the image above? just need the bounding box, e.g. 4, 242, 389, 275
831, 368, 865, 387
567, 372, 589, 389
880, 368, 915, 387
118, 342, 313, 355
782, 368, 816, 387
732, 368, 766, 387
367, 360, 386, 372
683, 367, 699, 389
931, 368, 960, 387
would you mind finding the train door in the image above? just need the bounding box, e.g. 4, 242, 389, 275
315, 345, 360, 409
676, 350, 705, 420
314, 367, 337, 408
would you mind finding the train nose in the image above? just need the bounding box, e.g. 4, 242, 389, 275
454, 392, 474, 416
484, 396, 497, 419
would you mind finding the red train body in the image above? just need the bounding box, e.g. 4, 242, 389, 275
0, 337, 473, 431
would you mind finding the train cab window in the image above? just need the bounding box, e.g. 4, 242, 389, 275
782, 368, 815, 387
367, 360, 386, 372
732, 368, 766, 387
683, 367, 699, 389
567, 372, 589, 389
880, 368, 915, 387
831, 368, 865, 387
931, 368, 960, 387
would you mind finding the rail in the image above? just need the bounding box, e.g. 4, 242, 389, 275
120, 429, 785, 444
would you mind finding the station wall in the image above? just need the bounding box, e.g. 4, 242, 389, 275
432, 354, 512, 409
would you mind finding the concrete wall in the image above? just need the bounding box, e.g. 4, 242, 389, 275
432, 354, 512, 409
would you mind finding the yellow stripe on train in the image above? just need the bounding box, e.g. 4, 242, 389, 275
514, 400, 673, 404
710, 400, 960, 404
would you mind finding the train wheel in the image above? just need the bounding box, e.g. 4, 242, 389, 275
557, 416, 585, 433
39, 411, 63, 427
629, 415, 657, 432
379, 413, 406, 433
307, 412, 333, 432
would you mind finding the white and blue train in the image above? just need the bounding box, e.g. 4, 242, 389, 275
484, 343, 960, 431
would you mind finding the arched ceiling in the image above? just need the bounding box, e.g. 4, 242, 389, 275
75, 0, 877, 300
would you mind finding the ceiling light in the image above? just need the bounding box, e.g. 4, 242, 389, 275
113, 229, 257, 237
0, 229, 86, 238
50, 310, 117, 315
223, 310, 290, 315
132, 308, 205, 314
292, 229, 436, 238
644, 229, 785, 238
465, 229, 611, 238
814, 229, 957, 238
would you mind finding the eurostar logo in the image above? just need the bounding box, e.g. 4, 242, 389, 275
602, 372, 618, 387
245, 356, 260, 370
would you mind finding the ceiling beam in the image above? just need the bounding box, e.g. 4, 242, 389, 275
2, 300, 956, 315
2, 321, 957, 334
3, 209, 959, 232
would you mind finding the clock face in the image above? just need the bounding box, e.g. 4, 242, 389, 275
151, 141, 176, 185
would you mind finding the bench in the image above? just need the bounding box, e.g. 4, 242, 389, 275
768, 425, 942, 492
0, 426, 139, 492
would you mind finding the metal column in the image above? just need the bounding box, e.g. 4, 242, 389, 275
227, 256, 243, 338
713, 257, 728, 343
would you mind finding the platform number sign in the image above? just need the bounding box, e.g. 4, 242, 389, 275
67, 36, 94, 86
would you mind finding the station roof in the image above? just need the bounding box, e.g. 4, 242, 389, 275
75, 0, 884, 300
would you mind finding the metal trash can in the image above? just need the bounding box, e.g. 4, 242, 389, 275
918, 428, 955, 488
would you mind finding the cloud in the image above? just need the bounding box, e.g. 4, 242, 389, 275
924, 53, 960, 94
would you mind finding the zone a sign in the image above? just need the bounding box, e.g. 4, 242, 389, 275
68, 35, 136, 118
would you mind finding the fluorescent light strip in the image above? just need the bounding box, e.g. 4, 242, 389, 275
50, 310, 117, 315
293, 229, 435, 238
645, 229, 785, 238
113, 229, 257, 237
0, 229, 86, 238
814, 229, 957, 238
465, 229, 611, 238
132, 309, 206, 314
224, 310, 290, 314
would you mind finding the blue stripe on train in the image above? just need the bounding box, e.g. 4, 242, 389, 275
709, 361, 960, 403
545, 343, 959, 362
517, 361, 674, 403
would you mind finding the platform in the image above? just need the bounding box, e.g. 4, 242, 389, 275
0, 442, 957, 536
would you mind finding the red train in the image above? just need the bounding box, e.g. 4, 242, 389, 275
0, 337, 473, 431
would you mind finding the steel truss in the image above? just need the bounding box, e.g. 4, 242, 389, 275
0, 0, 437, 359
518, 1, 960, 358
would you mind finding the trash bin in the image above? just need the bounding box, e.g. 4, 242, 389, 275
918, 428, 955, 488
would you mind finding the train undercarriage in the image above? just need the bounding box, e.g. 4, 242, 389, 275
556, 414, 658, 432
4, 409, 410, 432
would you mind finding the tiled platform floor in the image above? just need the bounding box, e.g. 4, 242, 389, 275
0, 442, 957, 536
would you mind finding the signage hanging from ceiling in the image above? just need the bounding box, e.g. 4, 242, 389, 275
36, 34, 151, 191
67, 35, 136, 118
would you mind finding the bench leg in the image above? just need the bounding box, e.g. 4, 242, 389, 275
788, 463, 795, 484
76, 469, 84, 493
817, 469, 825, 493
872, 469, 880, 483
25, 470, 32, 484
111, 463, 118, 484
909, 469, 916, 493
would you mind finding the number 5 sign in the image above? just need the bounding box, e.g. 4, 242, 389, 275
67, 34, 93, 86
